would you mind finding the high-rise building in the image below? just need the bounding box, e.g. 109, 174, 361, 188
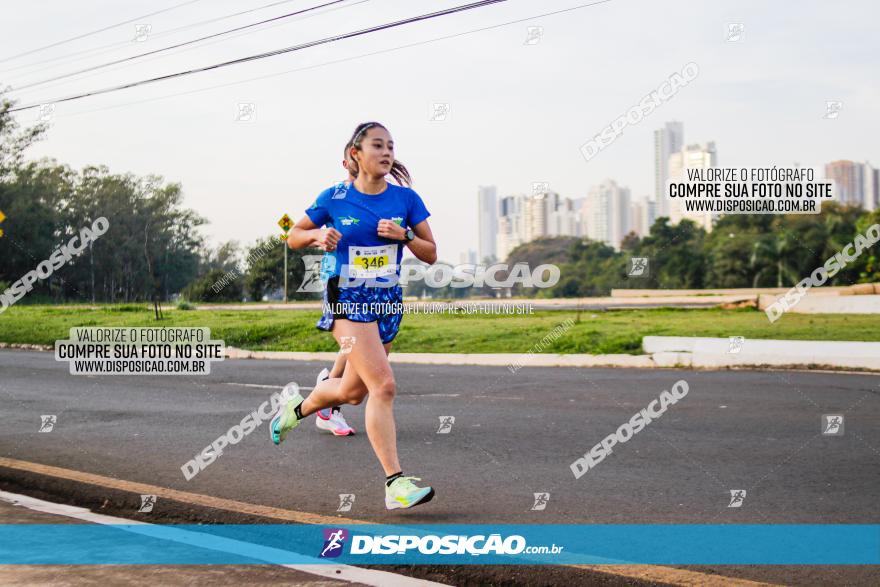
582, 179, 631, 250
654, 121, 684, 219
477, 186, 498, 262
523, 192, 549, 242
825, 160, 861, 206
496, 195, 524, 261
629, 197, 656, 237
495, 190, 581, 259
825, 160, 879, 210
549, 197, 577, 236
865, 163, 879, 212
668, 142, 717, 231
571, 198, 586, 237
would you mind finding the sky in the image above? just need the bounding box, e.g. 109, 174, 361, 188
2, 0, 878, 263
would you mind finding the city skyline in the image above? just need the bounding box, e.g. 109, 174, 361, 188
476, 120, 879, 260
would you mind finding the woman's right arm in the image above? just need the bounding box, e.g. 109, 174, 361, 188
288, 215, 341, 251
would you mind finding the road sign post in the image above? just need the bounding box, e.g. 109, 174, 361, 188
278, 214, 293, 303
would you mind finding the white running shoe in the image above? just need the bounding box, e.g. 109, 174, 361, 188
316, 407, 355, 436
314, 367, 354, 435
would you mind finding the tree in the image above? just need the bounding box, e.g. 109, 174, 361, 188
181, 268, 243, 302
0, 87, 47, 182
244, 236, 322, 301
547, 238, 621, 297
632, 218, 707, 289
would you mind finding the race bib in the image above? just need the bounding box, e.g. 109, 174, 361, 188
347, 244, 398, 278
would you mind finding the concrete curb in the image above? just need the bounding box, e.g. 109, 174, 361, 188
224, 346, 880, 372
223, 347, 656, 369
2, 342, 876, 372
0, 342, 53, 351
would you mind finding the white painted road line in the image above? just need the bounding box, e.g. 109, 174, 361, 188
224, 382, 315, 391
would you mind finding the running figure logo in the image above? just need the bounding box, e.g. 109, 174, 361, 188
332, 182, 349, 199
823, 101, 843, 120
628, 257, 649, 277
339, 336, 356, 355
138, 495, 157, 513
235, 102, 256, 123
337, 494, 355, 512
133, 23, 152, 42
531, 492, 550, 511
726, 23, 744, 42
38, 415, 56, 433
822, 414, 844, 436
727, 489, 746, 508
429, 103, 450, 122
319, 528, 348, 558
728, 336, 745, 354
297, 255, 325, 293
524, 26, 543, 45
437, 416, 455, 434
38, 104, 55, 123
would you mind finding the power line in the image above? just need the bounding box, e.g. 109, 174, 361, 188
30, 0, 615, 121
0, 0, 206, 64
7, 0, 370, 101
9, 0, 510, 113
0, 0, 304, 77
12, 0, 356, 92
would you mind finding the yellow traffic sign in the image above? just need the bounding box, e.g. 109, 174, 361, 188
0, 209, 5, 238
279, 233, 288, 241
278, 213, 293, 232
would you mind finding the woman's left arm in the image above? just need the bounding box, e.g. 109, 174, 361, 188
377, 219, 437, 264
407, 219, 437, 265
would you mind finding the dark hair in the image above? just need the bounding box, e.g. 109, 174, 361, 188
343, 139, 354, 174
346, 121, 412, 187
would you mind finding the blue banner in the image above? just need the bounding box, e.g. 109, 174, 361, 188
0, 524, 877, 565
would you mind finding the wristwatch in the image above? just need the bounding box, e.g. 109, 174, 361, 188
403, 228, 415, 242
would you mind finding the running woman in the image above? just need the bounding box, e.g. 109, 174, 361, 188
274, 121, 438, 510
314, 142, 412, 435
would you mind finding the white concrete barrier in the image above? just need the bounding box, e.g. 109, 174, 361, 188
612, 287, 847, 298
758, 294, 880, 314
643, 336, 880, 370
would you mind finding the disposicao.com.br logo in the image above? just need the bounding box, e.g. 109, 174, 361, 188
319, 529, 562, 558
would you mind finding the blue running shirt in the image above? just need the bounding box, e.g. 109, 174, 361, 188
306, 181, 430, 285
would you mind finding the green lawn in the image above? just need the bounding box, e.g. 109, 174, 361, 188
1, 304, 878, 354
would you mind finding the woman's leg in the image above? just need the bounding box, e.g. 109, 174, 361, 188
303, 320, 400, 475
328, 352, 347, 378
304, 334, 391, 413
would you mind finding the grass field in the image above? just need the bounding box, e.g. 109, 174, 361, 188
1, 304, 879, 354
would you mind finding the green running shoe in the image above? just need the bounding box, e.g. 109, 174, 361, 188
270, 383, 304, 445
385, 476, 435, 510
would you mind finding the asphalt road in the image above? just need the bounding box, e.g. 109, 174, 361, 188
1, 349, 878, 586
